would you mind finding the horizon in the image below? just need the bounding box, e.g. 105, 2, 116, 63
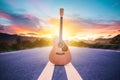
0, 32, 119, 41
0, 0, 120, 40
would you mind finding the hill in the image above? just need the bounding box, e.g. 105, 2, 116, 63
0, 33, 39, 45
110, 34, 120, 44
0, 33, 52, 53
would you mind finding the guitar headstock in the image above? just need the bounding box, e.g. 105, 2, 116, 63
60, 8, 64, 17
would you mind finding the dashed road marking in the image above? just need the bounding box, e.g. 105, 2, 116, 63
37, 61, 54, 80
65, 63, 83, 80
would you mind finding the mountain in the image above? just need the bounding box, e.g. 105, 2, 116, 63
110, 34, 120, 44
94, 34, 120, 44
0, 33, 38, 45
94, 38, 111, 44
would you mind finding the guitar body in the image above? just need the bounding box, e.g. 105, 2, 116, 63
49, 40, 71, 65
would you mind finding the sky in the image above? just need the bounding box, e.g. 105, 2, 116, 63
0, 0, 120, 40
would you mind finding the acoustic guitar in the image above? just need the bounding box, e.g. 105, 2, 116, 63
49, 8, 71, 65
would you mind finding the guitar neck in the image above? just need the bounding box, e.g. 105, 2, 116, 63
59, 8, 64, 42
59, 16, 63, 42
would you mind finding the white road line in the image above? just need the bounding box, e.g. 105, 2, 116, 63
37, 61, 54, 80
65, 63, 83, 80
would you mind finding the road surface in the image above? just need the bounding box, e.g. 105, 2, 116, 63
0, 47, 120, 80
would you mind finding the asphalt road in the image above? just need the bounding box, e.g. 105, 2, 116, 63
0, 47, 120, 80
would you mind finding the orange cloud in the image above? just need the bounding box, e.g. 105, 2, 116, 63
11, 25, 34, 34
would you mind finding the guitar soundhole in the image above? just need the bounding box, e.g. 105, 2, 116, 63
58, 42, 64, 48
56, 52, 64, 55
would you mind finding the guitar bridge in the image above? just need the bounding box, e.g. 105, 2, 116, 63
56, 52, 64, 55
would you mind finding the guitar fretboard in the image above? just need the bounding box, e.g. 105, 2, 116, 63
59, 16, 63, 42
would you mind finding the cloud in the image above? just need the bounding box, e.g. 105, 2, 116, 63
1, 10, 40, 28
72, 18, 120, 35
0, 25, 4, 30
27, 32, 38, 35
19, 32, 38, 36
75, 17, 117, 27
0, 0, 43, 29
0, 11, 12, 19
113, 20, 120, 27
46, 17, 120, 34
11, 14, 40, 29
